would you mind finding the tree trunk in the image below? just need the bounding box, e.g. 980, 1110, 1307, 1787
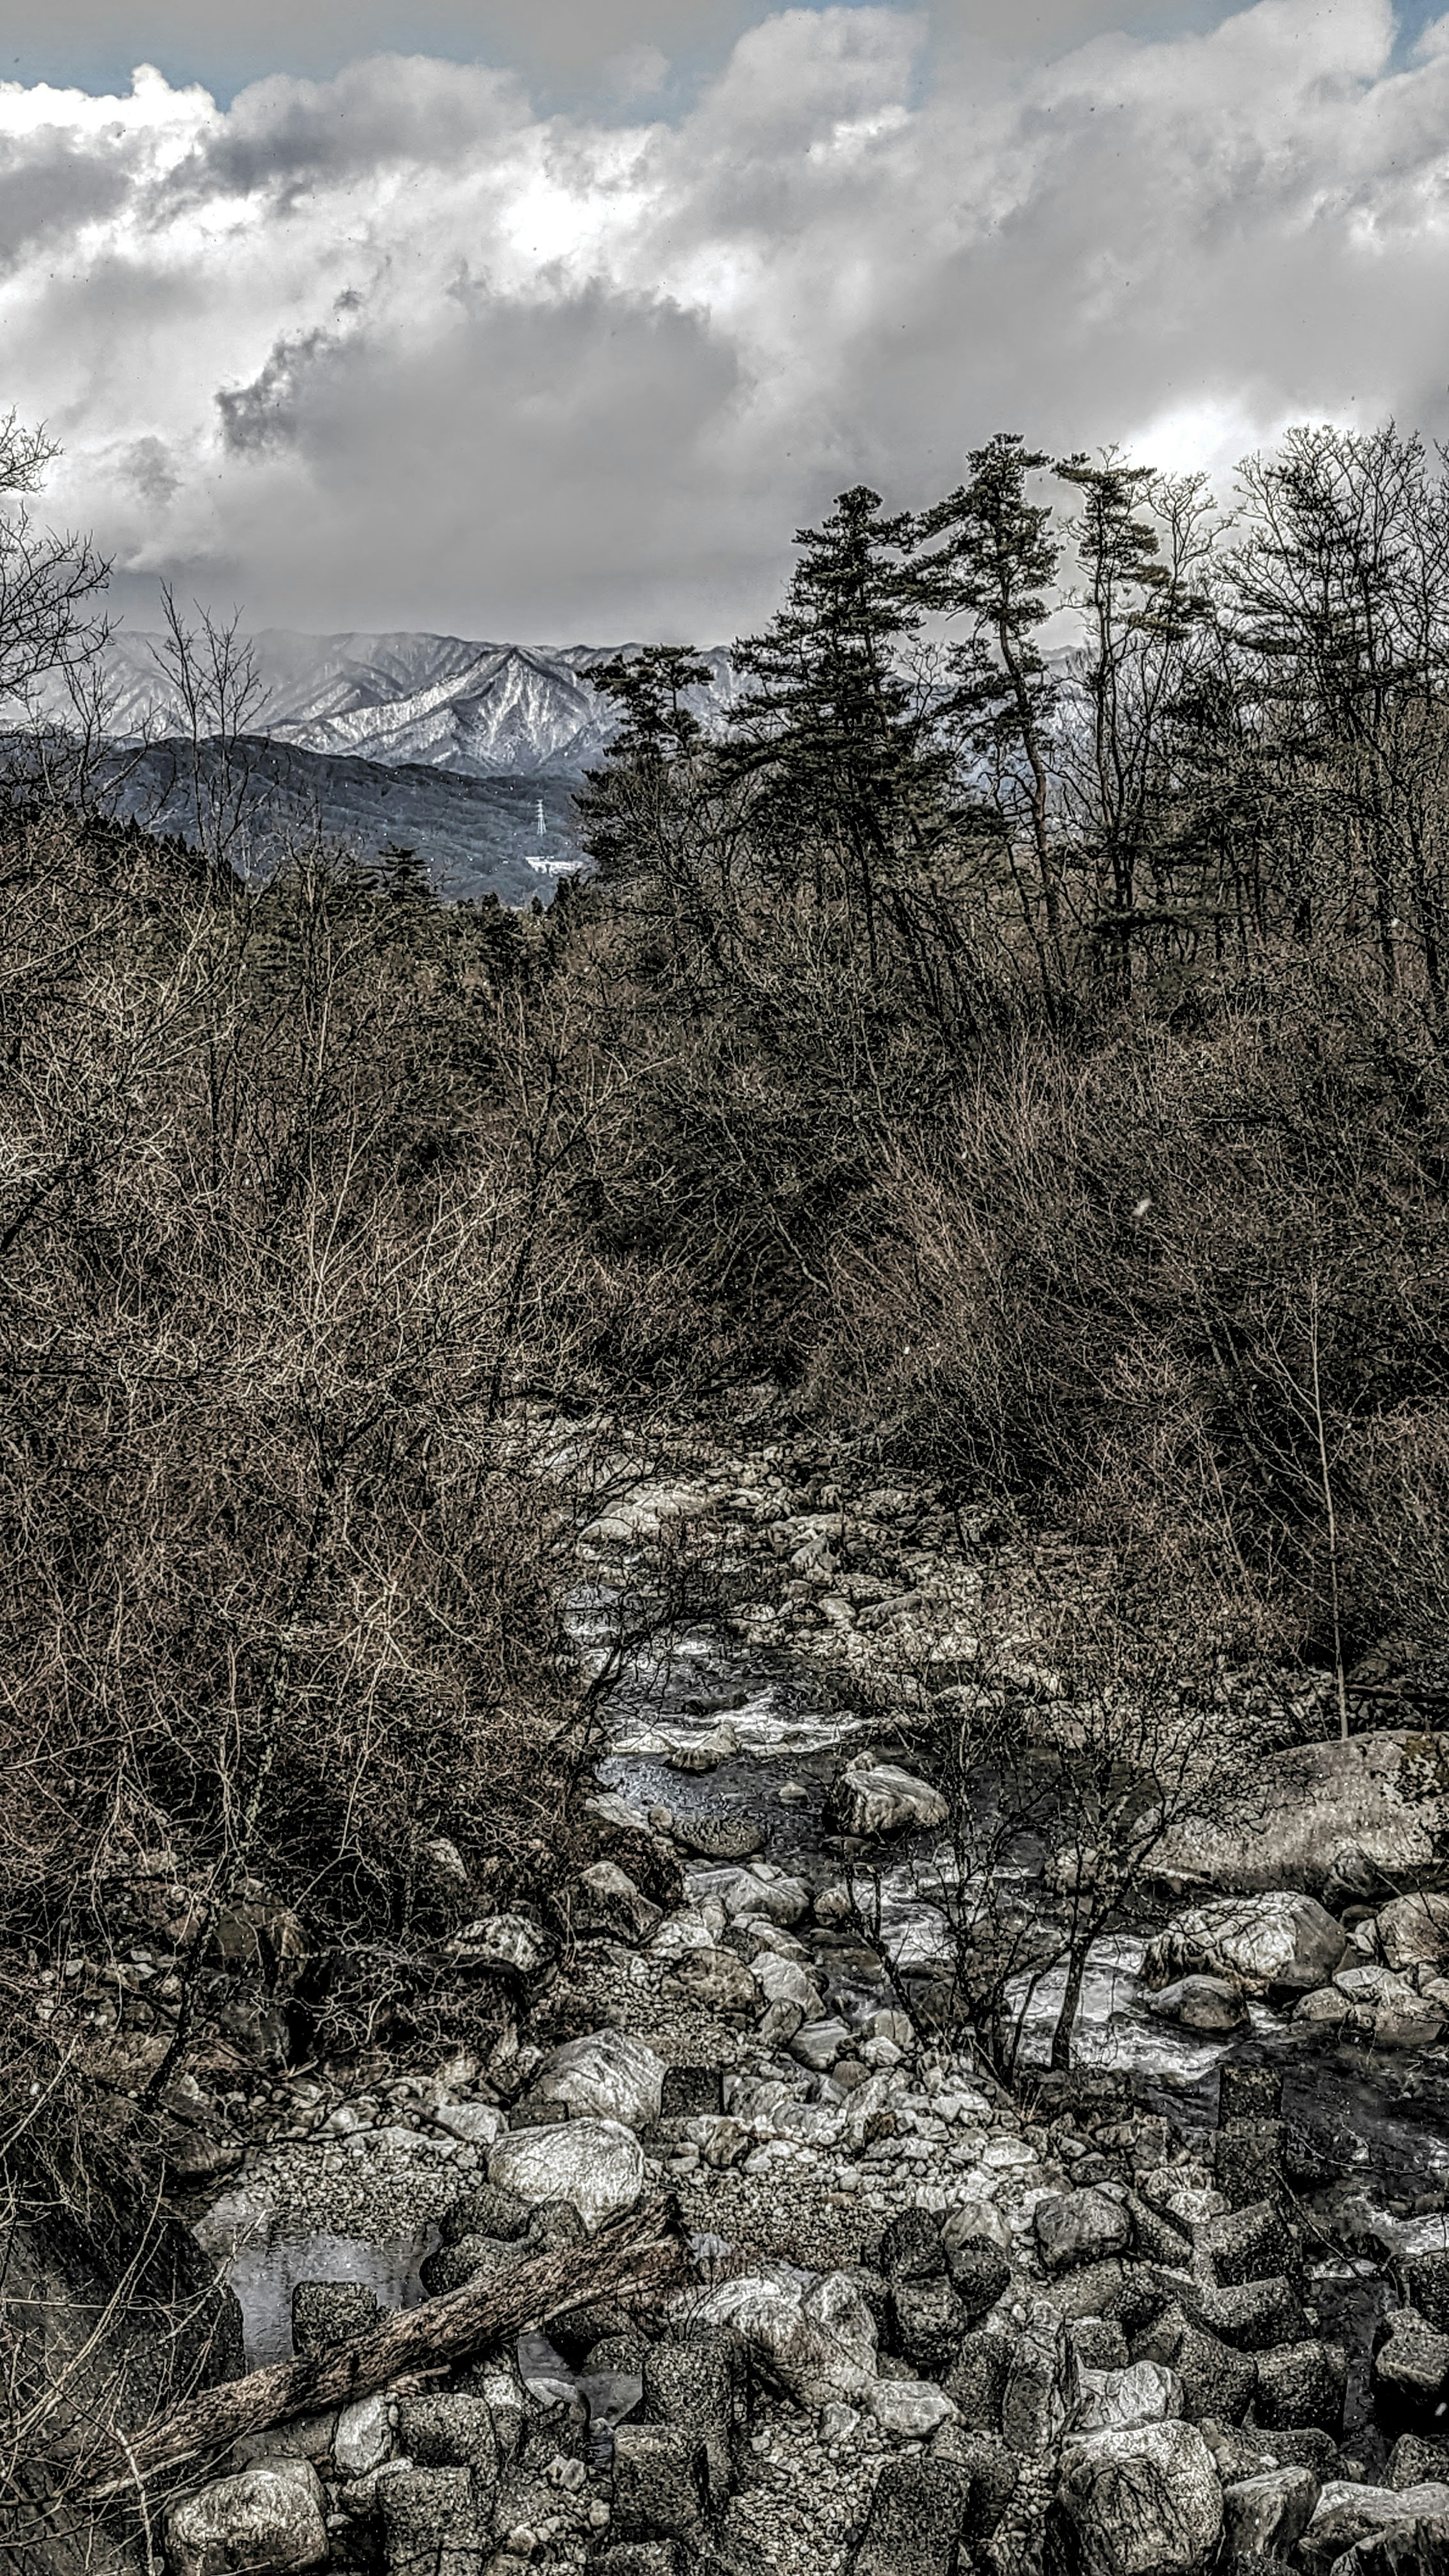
1049, 1944, 1090, 2072
77, 2199, 682, 2504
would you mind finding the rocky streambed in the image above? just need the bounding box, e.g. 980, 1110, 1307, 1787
82, 1438, 1449, 2576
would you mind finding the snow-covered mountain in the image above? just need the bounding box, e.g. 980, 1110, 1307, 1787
66, 631, 735, 779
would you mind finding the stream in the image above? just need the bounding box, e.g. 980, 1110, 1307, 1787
594, 1617, 1449, 2224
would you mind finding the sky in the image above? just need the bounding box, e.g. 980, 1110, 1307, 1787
0, 0, 1447, 641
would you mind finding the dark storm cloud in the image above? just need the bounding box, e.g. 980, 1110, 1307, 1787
0, 0, 1445, 639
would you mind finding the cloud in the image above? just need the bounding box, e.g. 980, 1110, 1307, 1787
2, 0, 1448, 640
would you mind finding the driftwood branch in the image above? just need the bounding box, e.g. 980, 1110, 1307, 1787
79, 2196, 683, 2503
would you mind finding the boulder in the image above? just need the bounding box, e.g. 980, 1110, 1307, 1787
1071, 2321, 1131, 2372
1374, 2318, 1449, 2431
672, 1815, 763, 1861
1187, 2276, 1307, 2353
487, 2118, 644, 2233
1328, 2514, 1449, 2576
709, 1864, 811, 1928
644, 2328, 745, 2504
1220, 2463, 1320, 2558
1254, 2339, 1347, 2436
892, 2277, 971, 2375
531, 2029, 665, 2130
1004, 2308, 1081, 2455
1145, 1976, 1247, 2033
1147, 1733, 1449, 1898
944, 2330, 1013, 2432
1035, 2190, 1133, 2275
573, 1862, 664, 1945
791, 2019, 851, 2073
335, 2392, 392, 2478
446, 1912, 555, 1977
379, 2464, 488, 2575
867, 2380, 961, 2439
1389, 2439, 1449, 2491
883, 2208, 947, 2281
1131, 2307, 1256, 2425
850, 2456, 972, 2576
1144, 1893, 1346, 1998
669, 1945, 760, 2016
1300, 2481, 1449, 2574
692, 2115, 751, 2169
689, 2270, 877, 2408
752, 1953, 824, 2018
611, 2425, 709, 2544
828, 1761, 949, 1838
1213, 2121, 1285, 2211
1072, 2361, 1184, 2436
438, 2182, 531, 2245
395, 2394, 498, 2485
420, 2232, 526, 2296
1200, 2200, 1299, 2289
1401, 2254, 1449, 2336
928, 2426, 1019, 2542
1335, 1964, 1444, 2046
166, 2461, 328, 2576
1052, 2419, 1224, 2576
1378, 1894, 1449, 1977
291, 2279, 380, 2356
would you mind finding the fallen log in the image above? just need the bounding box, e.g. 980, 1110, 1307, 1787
79, 2195, 683, 2504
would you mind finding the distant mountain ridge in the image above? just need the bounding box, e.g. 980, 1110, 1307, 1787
68, 630, 736, 780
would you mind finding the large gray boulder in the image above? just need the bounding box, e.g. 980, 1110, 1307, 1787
531, 2029, 665, 2129
1220, 2463, 1320, 2558
851, 2456, 972, 2576
379, 2464, 488, 2575
1299, 2480, 1449, 2574
829, 1760, 949, 1837
1253, 2339, 1346, 2435
1035, 2189, 1133, 2275
1378, 1893, 1449, 1976
1004, 2308, 1081, 2454
1146, 1976, 1248, 2033
689, 2268, 878, 2408
166, 2461, 328, 2576
1052, 2419, 1223, 2576
1131, 2305, 1255, 2425
572, 1861, 664, 1944
1148, 1732, 1449, 1898
669, 1945, 760, 2015
1144, 1892, 1346, 1998
611, 2424, 709, 2544
487, 2117, 643, 2232
1071, 2361, 1183, 2436
1374, 2315, 1449, 2429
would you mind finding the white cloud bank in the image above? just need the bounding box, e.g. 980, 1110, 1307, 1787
2, 0, 1447, 637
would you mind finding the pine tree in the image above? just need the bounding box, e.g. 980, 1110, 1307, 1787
915, 433, 1064, 949
726, 485, 948, 977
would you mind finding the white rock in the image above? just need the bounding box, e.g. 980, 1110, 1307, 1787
335, 2393, 392, 2478
1144, 1892, 1345, 1998
689, 2269, 878, 2407
831, 1761, 949, 1837
488, 2118, 644, 2233
166, 2461, 328, 2576
1055, 2419, 1223, 2576
753, 1955, 823, 2019
868, 2379, 960, 2436
1072, 2362, 1184, 2436
532, 2029, 665, 2130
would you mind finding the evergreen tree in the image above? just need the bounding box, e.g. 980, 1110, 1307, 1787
915, 433, 1064, 952
726, 485, 949, 977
